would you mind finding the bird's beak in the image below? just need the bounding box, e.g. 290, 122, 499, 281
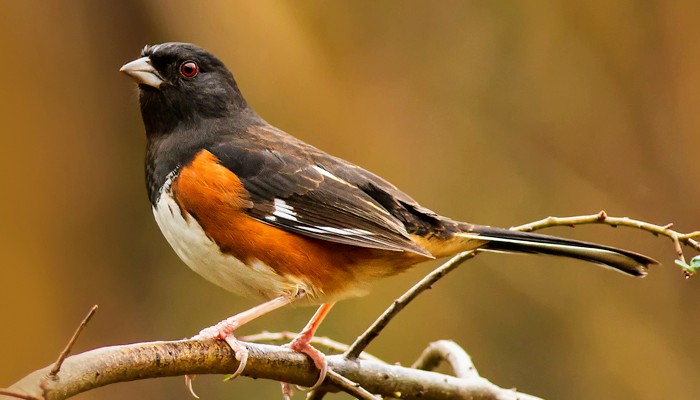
119, 56, 164, 89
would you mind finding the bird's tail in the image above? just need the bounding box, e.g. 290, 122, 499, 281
451, 224, 656, 277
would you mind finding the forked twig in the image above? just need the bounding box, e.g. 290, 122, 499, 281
346, 211, 698, 362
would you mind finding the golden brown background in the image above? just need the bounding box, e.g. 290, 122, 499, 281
1, 1, 699, 399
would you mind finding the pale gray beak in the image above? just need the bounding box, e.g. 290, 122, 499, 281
119, 56, 164, 89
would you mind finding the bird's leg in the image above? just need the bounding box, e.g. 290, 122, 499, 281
280, 302, 335, 398
186, 293, 302, 398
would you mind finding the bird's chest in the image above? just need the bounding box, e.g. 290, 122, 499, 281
150, 155, 413, 304
152, 186, 296, 300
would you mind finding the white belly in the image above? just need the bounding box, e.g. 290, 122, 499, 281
152, 189, 297, 300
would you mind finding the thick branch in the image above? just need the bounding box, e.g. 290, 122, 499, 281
2, 339, 537, 400
240, 331, 382, 362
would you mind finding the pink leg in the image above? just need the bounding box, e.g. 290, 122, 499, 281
186, 295, 298, 398
281, 303, 335, 397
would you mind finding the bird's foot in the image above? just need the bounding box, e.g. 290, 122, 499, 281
279, 330, 328, 398
185, 322, 250, 398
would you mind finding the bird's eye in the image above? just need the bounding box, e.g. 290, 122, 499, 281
179, 61, 198, 78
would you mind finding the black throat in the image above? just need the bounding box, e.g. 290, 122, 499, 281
143, 107, 262, 207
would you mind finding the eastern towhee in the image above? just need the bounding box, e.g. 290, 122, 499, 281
120, 43, 656, 394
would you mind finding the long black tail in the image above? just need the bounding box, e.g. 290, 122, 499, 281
457, 225, 656, 277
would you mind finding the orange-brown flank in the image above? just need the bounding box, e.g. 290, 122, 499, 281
171, 150, 431, 301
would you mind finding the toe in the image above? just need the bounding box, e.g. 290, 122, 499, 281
224, 335, 249, 378
185, 375, 200, 399
280, 381, 294, 400
287, 341, 327, 390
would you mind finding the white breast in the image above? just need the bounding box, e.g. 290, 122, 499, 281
152, 175, 298, 300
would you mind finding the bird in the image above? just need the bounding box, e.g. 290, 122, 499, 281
120, 42, 656, 395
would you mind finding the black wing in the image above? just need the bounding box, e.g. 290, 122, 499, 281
210, 141, 432, 256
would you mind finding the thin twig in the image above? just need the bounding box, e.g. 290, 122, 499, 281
512, 210, 700, 274
0, 389, 40, 400
49, 305, 98, 377
325, 370, 379, 400
411, 340, 479, 380
241, 331, 383, 362
344, 251, 477, 360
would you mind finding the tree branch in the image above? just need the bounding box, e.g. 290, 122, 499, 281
240, 331, 382, 362
1, 339, 538, 400
3, 211, 695, 399
344, 251, 478, 360
512, 210, 700, 276
343, 211, 698, 362
411, 340, 479, 380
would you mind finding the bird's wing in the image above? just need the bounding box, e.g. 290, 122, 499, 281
210, 141, 432, 256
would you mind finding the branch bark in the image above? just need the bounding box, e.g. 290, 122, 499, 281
1, 339, 537, 400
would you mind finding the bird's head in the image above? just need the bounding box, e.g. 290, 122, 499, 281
120, 42, 247, 135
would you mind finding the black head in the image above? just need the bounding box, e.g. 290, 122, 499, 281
121, 42, 247, 135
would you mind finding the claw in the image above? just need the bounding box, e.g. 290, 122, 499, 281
277, 303, 334, 398
182, 296, 300, 396
276, 339, 328, 398
285, 340, 328, 390
307, 351, 327, 390
185, 374, 200, 399
223, 335, 249, 380
280, 381, 294, 400
187, 327, 249, 393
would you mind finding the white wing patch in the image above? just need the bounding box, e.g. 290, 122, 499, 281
266, 197, 378, 238
320, 227, 374, 235
272, 198, 298, 221
297, 225, 374, 236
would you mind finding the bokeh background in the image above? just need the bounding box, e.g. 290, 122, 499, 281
1, 1, 699, 399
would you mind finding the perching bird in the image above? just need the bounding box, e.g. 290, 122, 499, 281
120, 42, 655, 394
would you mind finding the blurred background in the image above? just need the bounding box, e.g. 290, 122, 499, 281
1, 1, 699, 399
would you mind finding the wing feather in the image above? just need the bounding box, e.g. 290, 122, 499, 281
210, 142, 431, 256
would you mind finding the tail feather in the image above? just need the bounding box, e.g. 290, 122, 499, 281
458, 225, 656, 277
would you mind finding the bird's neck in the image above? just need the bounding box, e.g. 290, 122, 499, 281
139, 92, 248, 139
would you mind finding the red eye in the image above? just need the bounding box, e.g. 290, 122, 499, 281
179, 61, 198, 78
